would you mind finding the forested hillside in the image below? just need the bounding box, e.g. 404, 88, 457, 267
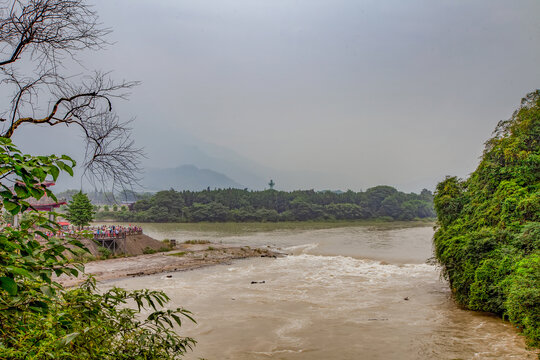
433, 91, 540, 346
96, 186, 435, 222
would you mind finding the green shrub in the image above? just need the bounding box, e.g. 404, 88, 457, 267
142, 247, 158, 254
433, 90, 540, 347
183, 240, 210, 245
0, 278, 196, 359
168, 252, 187, 257
98, 246, 112, 259
505, 254, 540, 346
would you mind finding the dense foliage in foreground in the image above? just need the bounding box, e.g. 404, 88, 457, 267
97, 186, 435, 223
433, 91, 540, 346
0, 139, 195, 359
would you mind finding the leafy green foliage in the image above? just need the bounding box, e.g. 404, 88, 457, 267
1, 278, 196, 359
99, 186, 435, 223
0, 137, 75, 216
142, 246, 171, 254
66, 191, 95, 228
98, 246, 112, 259
505, 254, 540, 344
0, 139, 195, 359
433, 90, 540, 346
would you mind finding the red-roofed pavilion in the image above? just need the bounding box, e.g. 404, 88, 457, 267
12, 182, 67, 226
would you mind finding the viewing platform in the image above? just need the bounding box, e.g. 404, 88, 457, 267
93, 228, 143, 254
94, 233, 127, 254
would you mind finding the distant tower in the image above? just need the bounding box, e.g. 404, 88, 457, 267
268, 179, 275, 190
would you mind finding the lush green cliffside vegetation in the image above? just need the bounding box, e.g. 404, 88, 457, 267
433, 90, 540, 346
96, 186, 435, 223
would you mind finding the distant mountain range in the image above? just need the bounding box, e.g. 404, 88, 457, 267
44, 130, 347, 193
141, 140, 270, 190
143, 165, 244, 191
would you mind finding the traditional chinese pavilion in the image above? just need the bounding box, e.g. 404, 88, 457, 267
11, 182, 67, 226
25, 181, 67, 211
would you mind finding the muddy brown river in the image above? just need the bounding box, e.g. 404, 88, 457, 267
103, 224, 537, 359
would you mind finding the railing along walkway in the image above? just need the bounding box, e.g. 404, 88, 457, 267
93, 230, 142, 254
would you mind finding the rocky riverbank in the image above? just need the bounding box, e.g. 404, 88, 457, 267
59, 242, 282, 287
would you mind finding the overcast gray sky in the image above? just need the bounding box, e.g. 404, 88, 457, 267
12, 0, 540, 192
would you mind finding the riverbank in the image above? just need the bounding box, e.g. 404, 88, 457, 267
74, 232, 169, 259
60, 242, 282, 287
92, 219, 435, 238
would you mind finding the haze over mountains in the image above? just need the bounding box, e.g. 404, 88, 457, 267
8, 0, 540, 195
15, 124, 440, 193
143, 165, 243, 192
144, 141, 268, 190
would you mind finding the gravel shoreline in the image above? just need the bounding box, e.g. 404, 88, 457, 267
59, 243, 282, 287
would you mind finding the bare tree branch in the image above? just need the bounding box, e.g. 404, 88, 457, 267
0, 0, 142, 192
0, 0, 109, 67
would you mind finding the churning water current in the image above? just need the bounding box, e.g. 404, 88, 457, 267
103, 224, 537, 359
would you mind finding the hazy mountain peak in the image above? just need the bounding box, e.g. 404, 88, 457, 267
143, 164, 244, 191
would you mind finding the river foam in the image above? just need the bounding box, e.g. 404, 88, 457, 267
103, 225, 537, 359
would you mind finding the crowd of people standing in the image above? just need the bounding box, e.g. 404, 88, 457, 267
92, 225, 142, 239
3, 221, 144, 240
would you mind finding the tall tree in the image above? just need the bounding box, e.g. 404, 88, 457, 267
65, 191, 94, 228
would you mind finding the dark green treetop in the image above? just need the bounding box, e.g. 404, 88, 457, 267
66, 191, 95, 228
